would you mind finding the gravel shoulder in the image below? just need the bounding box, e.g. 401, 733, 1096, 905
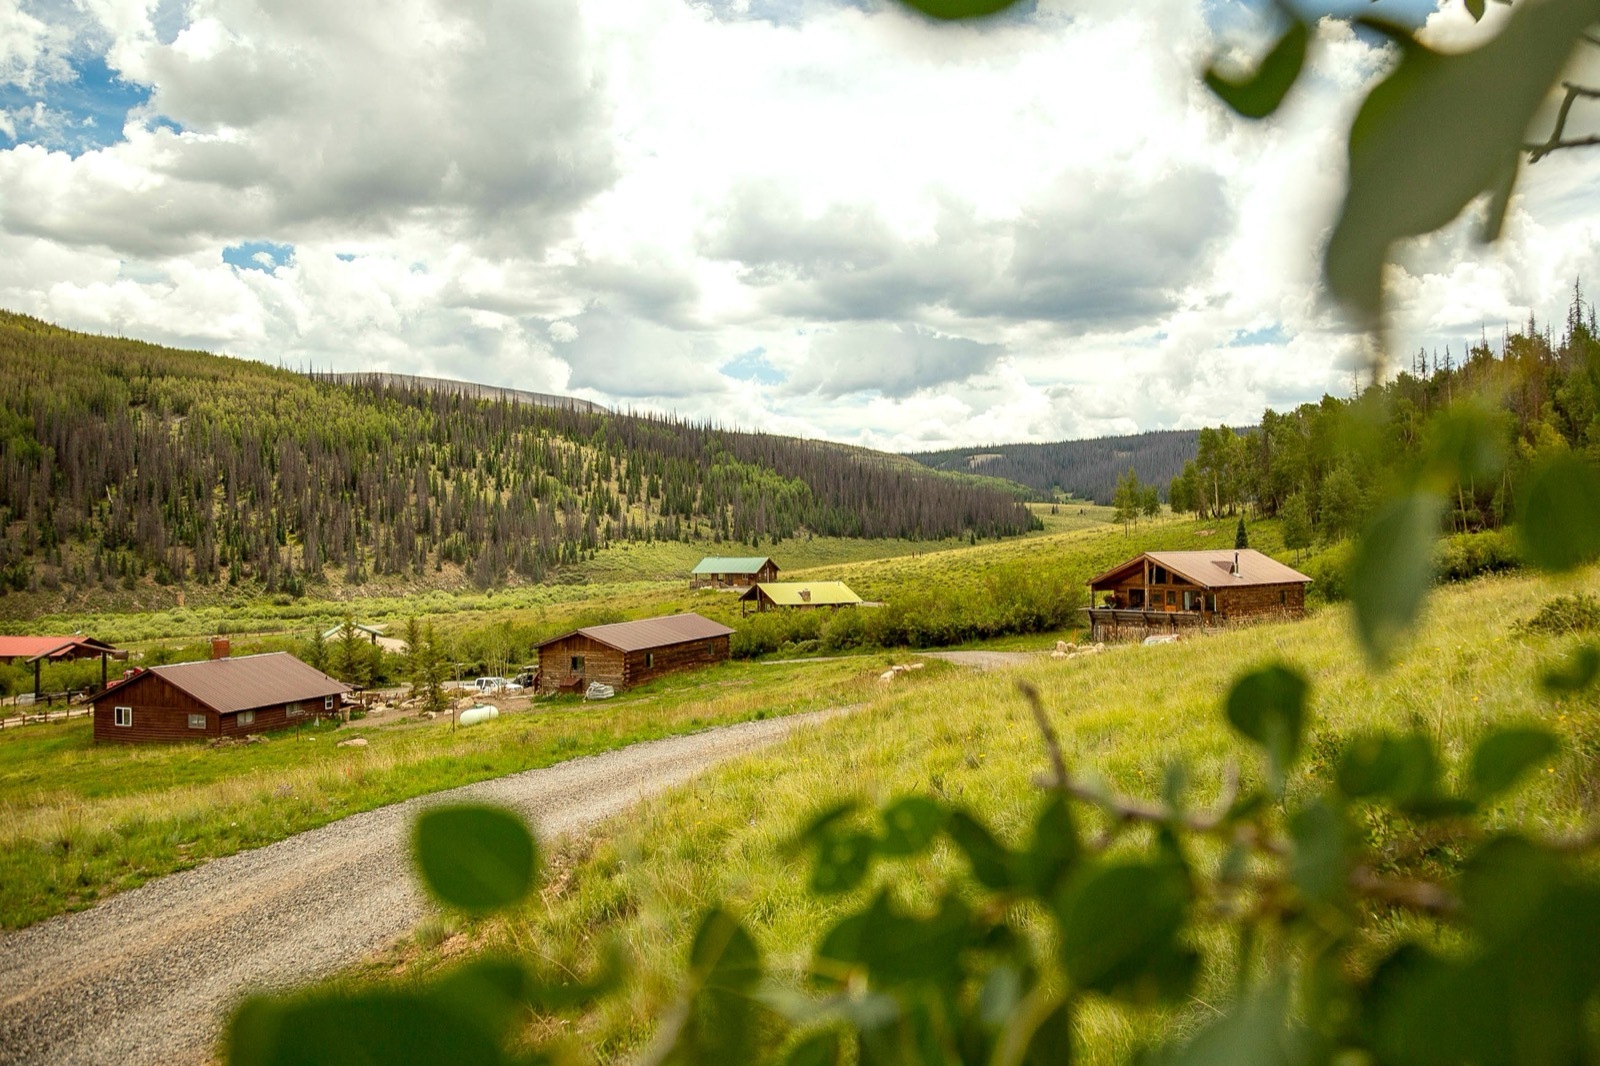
0, 708, 849, 1066
922, 650, 1042, 670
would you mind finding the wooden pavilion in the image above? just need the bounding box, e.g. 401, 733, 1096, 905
0, 635, 125, 702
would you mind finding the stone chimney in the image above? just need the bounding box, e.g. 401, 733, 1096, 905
799, 588, 812, 603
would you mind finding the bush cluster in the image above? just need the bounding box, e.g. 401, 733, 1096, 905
731, 566, 1081, 657
1518, 592, 1600, 636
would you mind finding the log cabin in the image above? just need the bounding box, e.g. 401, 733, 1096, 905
739, 581, 863, 615
690, 556, 780, 589
1083, 549, 1312, 642
534, 613, 734, 695
91, 652, 350, 743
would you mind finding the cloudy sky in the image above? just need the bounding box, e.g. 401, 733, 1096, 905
3, 0, 1599, 451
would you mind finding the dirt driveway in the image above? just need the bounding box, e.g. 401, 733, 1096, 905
0, 709, 848, 1066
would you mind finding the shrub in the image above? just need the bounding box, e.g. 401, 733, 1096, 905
1435, 529, 1519, 582
1518, 592, 1600, 636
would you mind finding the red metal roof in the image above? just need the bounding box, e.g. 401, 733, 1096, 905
0, 635, 118, 663
1088, 549, 1312, 590
538, 612, 734, 654
96, 652, 350, 714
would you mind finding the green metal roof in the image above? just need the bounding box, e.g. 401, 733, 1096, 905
741, 581, 863, 606
691, 556, 776, 575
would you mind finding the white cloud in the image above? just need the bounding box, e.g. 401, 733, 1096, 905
2, 0, 1599, 449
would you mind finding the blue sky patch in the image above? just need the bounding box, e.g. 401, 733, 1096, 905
336, 253, 358, 262
223, 241, 295, 274
1229, 323, 1289, 347
721, 348, 786, 386
0, 54, 152, 156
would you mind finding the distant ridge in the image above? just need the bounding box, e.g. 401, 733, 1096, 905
907, 429, 1252, 505
325, 372, 608, 415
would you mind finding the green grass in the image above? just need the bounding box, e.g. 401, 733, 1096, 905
343, 564, 1600, 1062
0, 655, 940, 929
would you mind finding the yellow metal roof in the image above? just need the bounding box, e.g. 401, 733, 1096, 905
742, 581, 863, 606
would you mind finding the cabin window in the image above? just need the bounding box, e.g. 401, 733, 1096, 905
286, 701, 303, 717
571, 656, 585, 672
325, 696, 335, 711
645, 652, 655, 669
1152, 565, 1168, 584
187, 713, 207, 729
1205, 594, 1217, 613
1166, 590, 1177, 606
1183, 591, 1199, 611
238, 710, 255, 726
114, 706, 132, 727
1280, 589, 1287, 606
1129, 589, 1144, 608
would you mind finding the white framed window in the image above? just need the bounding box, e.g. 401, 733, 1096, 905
286, 701, 303, 717
187, 713, 206, 729
113, 706, 132, 727
238, 710, 255, 726
324, 695, 335, 711
645, 652, 654, 669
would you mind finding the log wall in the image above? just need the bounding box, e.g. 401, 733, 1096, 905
92, 674, 344, 743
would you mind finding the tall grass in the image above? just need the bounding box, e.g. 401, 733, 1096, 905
360, 565, 1600, 1062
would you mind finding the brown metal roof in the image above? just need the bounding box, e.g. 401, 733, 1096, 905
539, 612, 734, 654
1088, 549, 1312, 590
0, 635, 118, 663
98, 652, 351, 713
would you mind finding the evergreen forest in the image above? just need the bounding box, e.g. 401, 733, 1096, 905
0, 312, 1037, 598
1167, 286, 1600, 553
907, 429, 1208, 504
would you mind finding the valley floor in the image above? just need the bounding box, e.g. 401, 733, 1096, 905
0, 711, 847, 1066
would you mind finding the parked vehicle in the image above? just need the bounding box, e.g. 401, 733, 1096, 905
473, 677, 507, 694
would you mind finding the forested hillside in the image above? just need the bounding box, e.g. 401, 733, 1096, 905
1168, 289, 1600, 552
906, 429, 1208, 504
0, 312, 1035, 599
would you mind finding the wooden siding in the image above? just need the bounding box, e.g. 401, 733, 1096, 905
1085, 582, 1305, 642
537, 633, 730, 694
92, 673, 343, 744
689, 562, 778, 590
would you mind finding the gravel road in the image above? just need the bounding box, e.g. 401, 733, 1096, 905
0, 709, 848, 1066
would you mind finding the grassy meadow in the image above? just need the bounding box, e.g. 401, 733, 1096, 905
336, 564, 1600, 1063
0, 655, 944, 929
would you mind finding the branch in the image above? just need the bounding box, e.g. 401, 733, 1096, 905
1018, 681, 1068, 789
1526, 82, 1600, 163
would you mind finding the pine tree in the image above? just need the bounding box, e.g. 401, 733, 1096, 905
1235, 517, 1249, 550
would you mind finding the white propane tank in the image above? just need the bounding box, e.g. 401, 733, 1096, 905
457, 705, 499, 727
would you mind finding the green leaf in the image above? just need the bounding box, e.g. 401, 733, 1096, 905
821, 890, 973, 988
784, 1030, 842, 1066
690, 906, 763, 992
809, 830, 876, 895
1336, 732, 1441, 807
1056, 861, 1197, 1002
1543, 644, 1600, 694
1018, 792, 1081, 899
683, 908, 765, 1066
1324, 0, 1593, 327
1145, 978, 1308, 1065
1470, 727, 1558, 800
1224, 664, 1309, 791
878, 796, 945, 857
229, 989, 505, 1066
1460, 834, 1561, 943
1466, 0, 1486, 20
1288, 799, 1348, 908
1518, 453, 1600, 572
893, 0, 1023, 19
1349, 493, 1445, 666
1422, 401, 1507, 489
1204, 16, 1310, 120
413, 805, 538, 915
945, 809, 1015, 891
790, 800, 860, 851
